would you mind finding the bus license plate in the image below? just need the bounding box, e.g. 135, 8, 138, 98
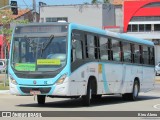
30, 90, 41, 95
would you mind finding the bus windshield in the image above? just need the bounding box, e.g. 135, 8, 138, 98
11, 25, 68, 72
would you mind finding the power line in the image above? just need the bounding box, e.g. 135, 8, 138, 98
22, 0, 30, 9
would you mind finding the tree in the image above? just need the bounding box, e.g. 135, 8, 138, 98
0, 10, 28, 59
91, 0, 109, 4
0, 10, 28, 42
103, 0, 109, 3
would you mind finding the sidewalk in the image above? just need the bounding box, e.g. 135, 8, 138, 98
0, 90, 9, 94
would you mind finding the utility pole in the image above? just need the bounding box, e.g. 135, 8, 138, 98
33, 0, 36, 22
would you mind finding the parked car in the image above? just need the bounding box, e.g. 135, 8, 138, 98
155, 63, 160, 76
0, 59, 7, 74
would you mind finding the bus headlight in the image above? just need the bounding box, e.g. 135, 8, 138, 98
9, 75, 17, 85
56, 74, 67, 84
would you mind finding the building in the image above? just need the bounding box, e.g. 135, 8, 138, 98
40, 4, 115, 29
123, 0, 160, 64
0, 0, 9, 8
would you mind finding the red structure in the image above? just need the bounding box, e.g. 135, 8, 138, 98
0, 35, 9, 59
0, 35, 4, 59
124, 0, 160, 32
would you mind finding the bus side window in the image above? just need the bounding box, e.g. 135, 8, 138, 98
99, 37, 109, 60
139, 45, 143, 64
112, 38, 121, 62
86, 34, 95, 59
94, 36, 100, 59
131, 44, 135, 63
143, 46, 149, 65
150, 47, 155, 65
123, 42, 131, 63
134, 45, 141, 64
108, 39, 113, 60
71, 32, 83, 62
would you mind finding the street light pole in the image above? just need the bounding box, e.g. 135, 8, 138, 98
33, 0, 37, 22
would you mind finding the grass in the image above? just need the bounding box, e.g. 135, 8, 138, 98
0, 84, 9, 90
0, 79, 9, 90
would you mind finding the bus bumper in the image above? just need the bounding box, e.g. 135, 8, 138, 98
9, 82, 70, 96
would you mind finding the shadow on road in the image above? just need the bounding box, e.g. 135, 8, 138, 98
16, 95, 160, 108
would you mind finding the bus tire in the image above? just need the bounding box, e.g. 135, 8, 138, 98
122, 80, 139, 101
82, 81, 92, 106
92, 95, 102, 100
156, 72, 159, 76
37, 95, 46, 104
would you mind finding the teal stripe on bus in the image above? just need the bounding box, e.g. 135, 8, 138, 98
102, 64, 109, 93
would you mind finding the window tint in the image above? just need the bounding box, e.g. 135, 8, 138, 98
72, 31, 83, 61
132, 24, 138, 32
75, 40, 83, 59
127, 25, 131, 32
150, 47, 155, 65
99, 37, 109, 60
123, 42, 131, 62
154, 24, 160, 31
131, 44, 135, 63
112, 39, 120, 62
143, 46, 149, 64
134, 45, 141, 64
146, 24, 151, 31
139, 24, 145, 32
86, 34, 95, 59
94, 36, 100, 59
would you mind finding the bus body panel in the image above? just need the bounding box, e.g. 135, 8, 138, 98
69, 62, 155, 96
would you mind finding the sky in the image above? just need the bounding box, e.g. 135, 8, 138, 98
12, 0, 93, 10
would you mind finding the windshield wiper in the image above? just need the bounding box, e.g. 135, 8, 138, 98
40, 35, 54, 57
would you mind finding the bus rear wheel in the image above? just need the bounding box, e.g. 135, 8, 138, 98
37, 95, 46, 104
122, 81, 139, 101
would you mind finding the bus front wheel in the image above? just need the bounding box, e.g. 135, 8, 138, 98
82, 81, 92, 106
37, 95, 46, 104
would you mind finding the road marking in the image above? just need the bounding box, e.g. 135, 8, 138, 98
153, 104, 160, 109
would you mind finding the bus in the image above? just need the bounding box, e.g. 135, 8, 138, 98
9, 22, 155, 106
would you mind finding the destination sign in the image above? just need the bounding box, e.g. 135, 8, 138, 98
15, 25, 68, 34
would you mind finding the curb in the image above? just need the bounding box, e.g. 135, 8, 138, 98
0, 90, 10, 94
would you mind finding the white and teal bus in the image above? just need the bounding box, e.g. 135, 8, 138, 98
9, 23, 155, 106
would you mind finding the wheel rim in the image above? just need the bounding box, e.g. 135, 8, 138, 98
134, 84, 138, 97
89, 89, 92, 100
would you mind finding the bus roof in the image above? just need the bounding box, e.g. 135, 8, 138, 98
69, 23, 154, 46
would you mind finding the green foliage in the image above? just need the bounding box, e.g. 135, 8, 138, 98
91, 0, 109, 4
13, 19, 29, 24
103, 0, 109, 3
0, 79, 9, 90
0, 10, 13, 25
92, 0, 97, 4
0, 10, 29, 42
0, 84, 9, 90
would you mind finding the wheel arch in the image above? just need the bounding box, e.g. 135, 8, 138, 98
87, 76, 97, 95
134, 77, 140, 91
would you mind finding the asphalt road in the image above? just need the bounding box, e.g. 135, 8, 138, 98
0, 84, 160, 119
0, 75, 160, 120
0, 84, 159, 111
